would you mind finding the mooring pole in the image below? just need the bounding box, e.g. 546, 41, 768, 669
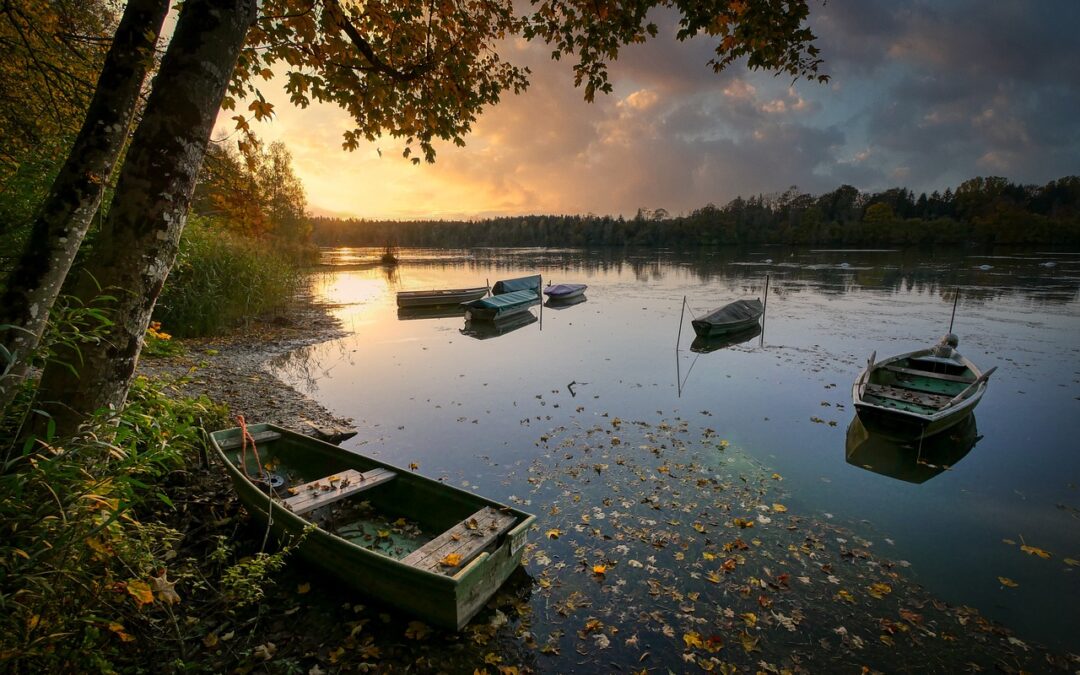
948, 287, 960, 334
760, 274, 770, 346
676, 296, 687, 350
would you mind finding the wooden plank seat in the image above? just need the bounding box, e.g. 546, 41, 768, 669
282, 468, 396, 515
864, 383, 952, 410
882, 364, 975, 383
401, 507, 517, 574
216, 430, 282, 450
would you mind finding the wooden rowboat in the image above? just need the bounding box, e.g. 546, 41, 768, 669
691, 298, 763, 338
852, 334, 996, 438
396, 286, 489, 308
210, 423, 534, 630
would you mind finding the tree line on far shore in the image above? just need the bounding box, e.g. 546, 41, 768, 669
312, 175, 1080, 248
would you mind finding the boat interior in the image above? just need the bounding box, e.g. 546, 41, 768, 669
862, 355, 977, 415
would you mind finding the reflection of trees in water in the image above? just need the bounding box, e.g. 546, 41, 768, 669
319, 246, 1080, 305
266, 341, 354, 395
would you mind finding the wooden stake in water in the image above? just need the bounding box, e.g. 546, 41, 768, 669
948, 288, 960, 334
676, 296, 687, 350
760, 273, 770, 346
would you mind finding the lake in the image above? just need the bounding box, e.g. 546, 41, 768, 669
269, 246, 1080, 666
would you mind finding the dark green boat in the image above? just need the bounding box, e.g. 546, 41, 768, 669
210, 423, 535, 630
853, 334, 995, 438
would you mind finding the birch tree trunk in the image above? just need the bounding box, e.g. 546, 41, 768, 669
35, 0, 257, 436
0, 0, 169, 416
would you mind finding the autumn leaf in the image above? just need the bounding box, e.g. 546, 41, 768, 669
732, 517, 754, 529
483, 652, 503, 664
1020, 544, 1052, 559
692, 522, 706, 533
108, 622, 135, 643
835, 589, 855, 603
998, 576, 1019, 588
867, 582, 892, 599
409, 462, 420, 470
297, 582, 311, 594
1065, 558, 1079, 567
405, 621, 431, 640
739, 631, 760, 653
702, 552, 717, 561
772, 503, 787, 513
545, 528, 562, 539
592, 564, 607, 575
705, 570, 722, 584
683, 631, 704, 649
440, 553, 463, 567
377, 530, 391, 539
150, 572, 181, 605
126, 580, 154, 607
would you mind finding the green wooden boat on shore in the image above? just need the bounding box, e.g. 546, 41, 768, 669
210, 423, 535, 630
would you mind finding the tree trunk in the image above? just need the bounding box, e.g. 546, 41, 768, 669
35, 0, 257, 436
0, 0, 170, 416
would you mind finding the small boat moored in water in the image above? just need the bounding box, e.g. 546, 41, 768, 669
852, 333, 996, 438
396, 286, 489, 308
543, 283, 587, 301
491, 274, 542, 296
691, 298, 764, 338
210, 423, 535, 630
461, 289, 540, 321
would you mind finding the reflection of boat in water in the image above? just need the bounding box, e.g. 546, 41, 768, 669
544, 295, 587, 310
397, 305, 465, 321
853, 334, 995, 438
460, 311, 538, 339
690, 324, 761, 353
845, 414, 981, 483
691, 298, 763, 338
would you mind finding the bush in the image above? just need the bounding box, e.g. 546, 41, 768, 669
154, 218, 301, 337
0, 376, 228, 673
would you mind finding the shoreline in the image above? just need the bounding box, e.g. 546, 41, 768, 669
137, 283, 353, 436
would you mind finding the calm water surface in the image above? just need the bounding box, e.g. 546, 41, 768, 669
270, 246, 1080, 656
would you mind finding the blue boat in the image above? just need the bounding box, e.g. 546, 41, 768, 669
491, 275, 542, 295
461, 289, 539, 321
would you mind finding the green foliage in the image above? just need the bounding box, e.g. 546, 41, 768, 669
154, 218, 302, 337
219, 528, 311, 608
0, 376, 228, 673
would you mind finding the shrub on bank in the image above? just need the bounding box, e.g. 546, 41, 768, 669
154, 218, 302, 337
0, 376, 229, 673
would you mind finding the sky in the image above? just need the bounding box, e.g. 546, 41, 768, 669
215, 0, 1080, 221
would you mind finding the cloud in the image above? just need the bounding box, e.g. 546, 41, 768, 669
220, 0, 1080, 219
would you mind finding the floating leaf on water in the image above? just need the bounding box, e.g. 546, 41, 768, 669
867, 583, 892, 599
1064, 558, 1079, 567
545, 529, 562, 539
683, 631, 704, 649
592, 564, 607, 575
1020, 544, 1052, 559
772, 503, 787, 513
997, 576, 1019, 588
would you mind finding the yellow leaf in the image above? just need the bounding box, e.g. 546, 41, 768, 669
297, 582, 311, 594
1020, 544, 1052, 559
772, 503, 787, 513
740, 612, 757, 627
732, 518, 754, 529
126, 580, 154, 607
867, 582, 892, 599
405, 620, 431, 640
880, 634, 895, 647
1065, 558, 1079, 567
409, 462, 420, 470
771, 473, 783, 480
484, 652, 503, 664
705, 571, 721, 584
545, 529, 561, 539
683, 631, 704, 649
440, 553, 462, 567
377, 530, 391, 539
998, 576, 1019, 588
592, 564, 607, 575
835, 589, 855, 603
692, 522, 706, 533
108, 622, 135, 643
702, 552, 716, 561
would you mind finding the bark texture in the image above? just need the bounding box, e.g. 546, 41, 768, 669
35, 0, 258, 436
0, 0, 170, 415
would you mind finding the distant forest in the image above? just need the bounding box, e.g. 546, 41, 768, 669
312, 176, 1080, 248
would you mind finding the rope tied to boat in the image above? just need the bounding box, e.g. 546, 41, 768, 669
236, 414, 267, 483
